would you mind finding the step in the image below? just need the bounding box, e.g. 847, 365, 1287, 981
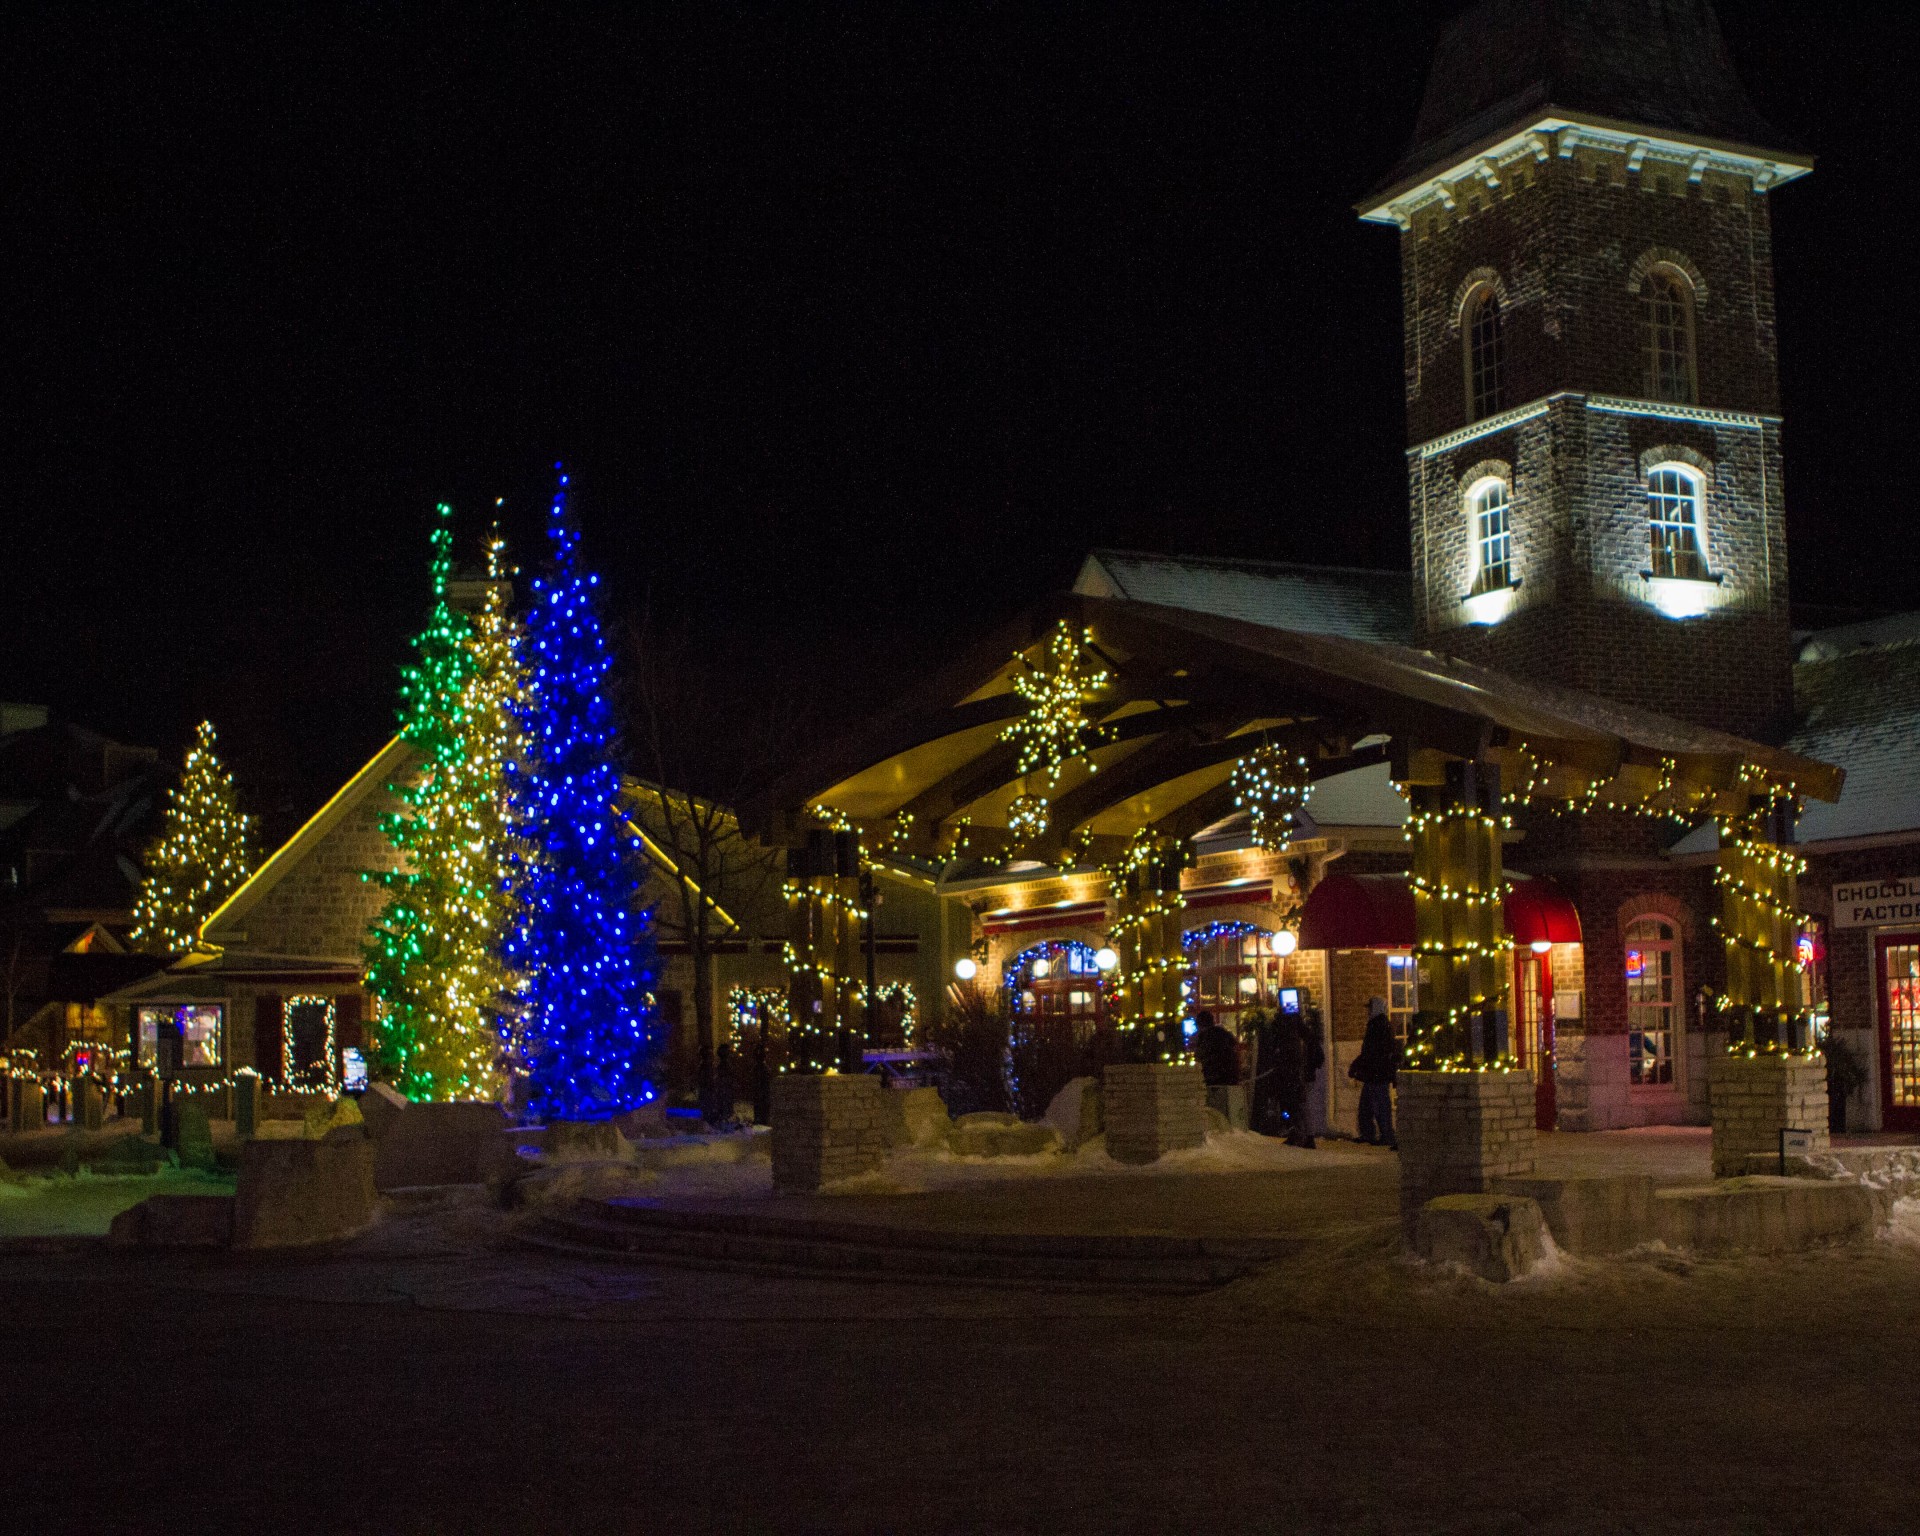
515, 1201, 1293, 1292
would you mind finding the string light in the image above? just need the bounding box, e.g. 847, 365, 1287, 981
363, 505, 523, 1104
1231, 741, 1312, 850
130, 720, 257, 955
998, 621, 1112, 840
502, 467, 661, 1119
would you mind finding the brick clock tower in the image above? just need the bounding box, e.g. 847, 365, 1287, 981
1361, 0, 1814, 1130
1361, 0, 1811, 742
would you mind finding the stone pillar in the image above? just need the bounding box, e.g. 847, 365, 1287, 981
770, 1073, 898, 1193
9, 1077, 45, 1134
1103, 1063, 1207, 1164
136, 1074, 160, 1137
1708, 1053, 1829, 1178
234, 1072, 261, 1141
1397, 1069, 1537, 1232
75, 1077, 106, 1132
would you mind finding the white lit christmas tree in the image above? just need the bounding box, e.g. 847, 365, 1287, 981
131, 720, 257, 955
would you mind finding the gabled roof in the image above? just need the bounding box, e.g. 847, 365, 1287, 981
1372, 0, 1805, 202
200, 734, 415, 946
1074, 551, 1413, 646
1787, 616, 1920, 846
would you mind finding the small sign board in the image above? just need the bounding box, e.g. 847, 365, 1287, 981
1780, 1126, 1816, 1173
1832, 877, 1920, 929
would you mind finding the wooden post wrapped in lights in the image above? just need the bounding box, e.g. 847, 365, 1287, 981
1713, 784, 1808, 1052
782, 828, 867, 1074
1405, 760, 1511, 1066
1106, 834, 1188, 1061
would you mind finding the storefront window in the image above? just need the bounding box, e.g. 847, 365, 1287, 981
135, 1004, 224, 1069
1882, 941, 1920, 1110
1625, 917, 1678, 1087
1797, 923, 1830, 1040
1183, 923, 1285, 1028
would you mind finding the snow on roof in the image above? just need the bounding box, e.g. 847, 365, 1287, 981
1298, 761, 1409, 832
1786, 614, 1920, 845
1074, 551, 1413, 646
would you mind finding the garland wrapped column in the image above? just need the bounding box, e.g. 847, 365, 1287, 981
783, 829, 866, 1073
1106, 836, 1188, 1061
1714, 791, 1806, 1051
1406, 761, 1511, 1064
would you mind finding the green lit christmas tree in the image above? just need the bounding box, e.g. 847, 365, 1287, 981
364, 504, 525, 1102
131, 720, 258, 955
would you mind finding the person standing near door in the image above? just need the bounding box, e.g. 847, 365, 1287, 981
1350, 996, 1401, 1150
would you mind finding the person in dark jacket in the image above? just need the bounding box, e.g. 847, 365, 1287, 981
1349, 996, 1401, 1149
1266, 1007, 1310, 1147
1190, 1010, 1240, 1088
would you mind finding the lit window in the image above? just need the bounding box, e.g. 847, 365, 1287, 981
1184, 925, 1282, 1028
1006, 941, 1108, 1042
1464, 286, 1505, 421
1386, 953, 1419, 1042
1467, 477, 1513, 592
135, 1004, 224, 1069
1647, 466, 1707, 580
1624, 917, 1679, 1087
1644, 267, 1697, 404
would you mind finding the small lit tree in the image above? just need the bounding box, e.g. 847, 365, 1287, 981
131, 720, 257, 955
504, 468, 660, 1120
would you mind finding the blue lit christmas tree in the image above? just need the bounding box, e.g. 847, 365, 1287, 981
503, 467, 660, 1120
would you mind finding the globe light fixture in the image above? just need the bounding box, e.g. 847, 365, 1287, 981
1030, 957, 1051, 979
1273, 929, 1299, 957
1530, 940, 1552, 955
953, 957, 978, 981
1093, 946, 1119, 972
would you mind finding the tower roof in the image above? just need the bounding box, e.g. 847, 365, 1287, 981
1372, 0, 1805, 201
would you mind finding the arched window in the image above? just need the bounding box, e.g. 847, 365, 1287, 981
1643, 266, 1697, 404
1624, 917, 1680, 1088
1467, 476, 1513, 592
1005, 940, 1109, 1041
1647, 465, 1707, 579
1463, 285, 1506, 421
1182, 922, 1291, 1029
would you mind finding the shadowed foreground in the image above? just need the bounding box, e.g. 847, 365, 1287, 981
4, 1173, 1919, 1535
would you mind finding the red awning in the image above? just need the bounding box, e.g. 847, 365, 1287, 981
1297, 873, 1416, 951
1504, 876, 1583, 947
1296, 872, 1581, 951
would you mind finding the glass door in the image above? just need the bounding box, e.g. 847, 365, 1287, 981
1876, 934, 1920, 1133
1513, 951, 1556, 1131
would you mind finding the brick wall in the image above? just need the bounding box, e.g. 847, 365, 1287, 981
1400, 148, 1794, 740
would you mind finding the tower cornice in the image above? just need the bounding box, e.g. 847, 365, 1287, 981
1360, 113, 1811, 229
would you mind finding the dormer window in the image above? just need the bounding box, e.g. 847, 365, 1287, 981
1647, 465, 1707, 580
1463, 285, 1505, 421
1468, 476, 1513, 592
1643, 265, 1698, 404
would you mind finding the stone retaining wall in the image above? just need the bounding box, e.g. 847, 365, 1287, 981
1102, 1064, 1206, 1165
1708, 1053, 1827, 1179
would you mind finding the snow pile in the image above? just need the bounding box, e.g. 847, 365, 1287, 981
1881, 1198, 1920, 1250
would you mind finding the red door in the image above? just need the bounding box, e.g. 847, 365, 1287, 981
1874, 933, 1920, 1133
1514, 951, 1557, 1131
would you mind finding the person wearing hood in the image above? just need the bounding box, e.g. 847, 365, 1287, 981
1348, 995, 1401, 1150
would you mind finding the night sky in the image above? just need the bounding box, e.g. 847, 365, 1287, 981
5, 3, 1914, 835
